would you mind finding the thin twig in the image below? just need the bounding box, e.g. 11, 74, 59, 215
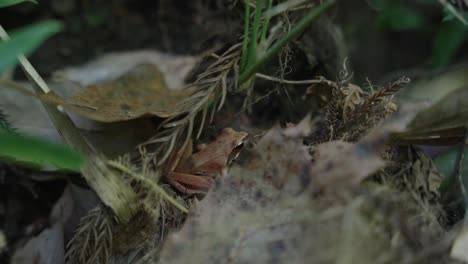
256, 73, 337, 85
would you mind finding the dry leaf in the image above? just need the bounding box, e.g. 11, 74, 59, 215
42, 64, 192, 122
408, 149, 443, 199
341, 83, 364, 120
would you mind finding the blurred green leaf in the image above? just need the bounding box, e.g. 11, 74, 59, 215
0, 130, 82, 171
376, 1, 426, 31
0, 0, 36, 8
83, 11, 108, 27
372, 0, 386, 10
432, 19, 468, 68
0, 20, 62, 73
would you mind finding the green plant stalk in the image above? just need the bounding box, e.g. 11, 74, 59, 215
240, 0, 251, 72
247, 0, 264, 67
260, 0, 273, 44
238, 0, 336, 87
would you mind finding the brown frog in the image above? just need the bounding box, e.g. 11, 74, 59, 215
165, 128, 248, 194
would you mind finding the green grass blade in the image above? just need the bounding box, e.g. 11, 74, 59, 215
240, 0, 251, 72
239, 0, 335, 86
246, 0, 264, 69
0, 0, 36, 8
0, 20, 62, 73
260, 0, 273, 44
0, 130, 83, 171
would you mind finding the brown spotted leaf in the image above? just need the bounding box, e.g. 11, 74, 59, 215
41, 63, 191, 122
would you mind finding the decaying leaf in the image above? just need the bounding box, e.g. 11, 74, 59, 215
407, 149, 444, 200
42, 64, 192, 122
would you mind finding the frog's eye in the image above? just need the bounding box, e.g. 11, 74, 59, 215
228, 142, 244, 164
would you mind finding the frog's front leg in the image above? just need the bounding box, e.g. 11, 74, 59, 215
166, 171, 214, 194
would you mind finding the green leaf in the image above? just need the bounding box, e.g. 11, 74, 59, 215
0, 130, 82, 171
435, 147, 468, 194
442, 4, 468, 22
372, 0, 387, 10
0, 20, 62, 73
432, 19, 468, 68
0, 0, 37, 8
376, 1, 426, 31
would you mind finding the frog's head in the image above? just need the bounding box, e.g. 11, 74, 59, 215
220, 128, 247, 164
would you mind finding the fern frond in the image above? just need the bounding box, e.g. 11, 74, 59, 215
139, 43, 243, 167
65, 205, 113, 264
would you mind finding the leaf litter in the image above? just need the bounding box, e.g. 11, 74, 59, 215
5, 50, 457, 264
3, 2, 467, 264
156, 111, 444, 264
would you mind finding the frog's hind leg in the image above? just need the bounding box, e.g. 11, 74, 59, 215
166, 172, 213, 194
